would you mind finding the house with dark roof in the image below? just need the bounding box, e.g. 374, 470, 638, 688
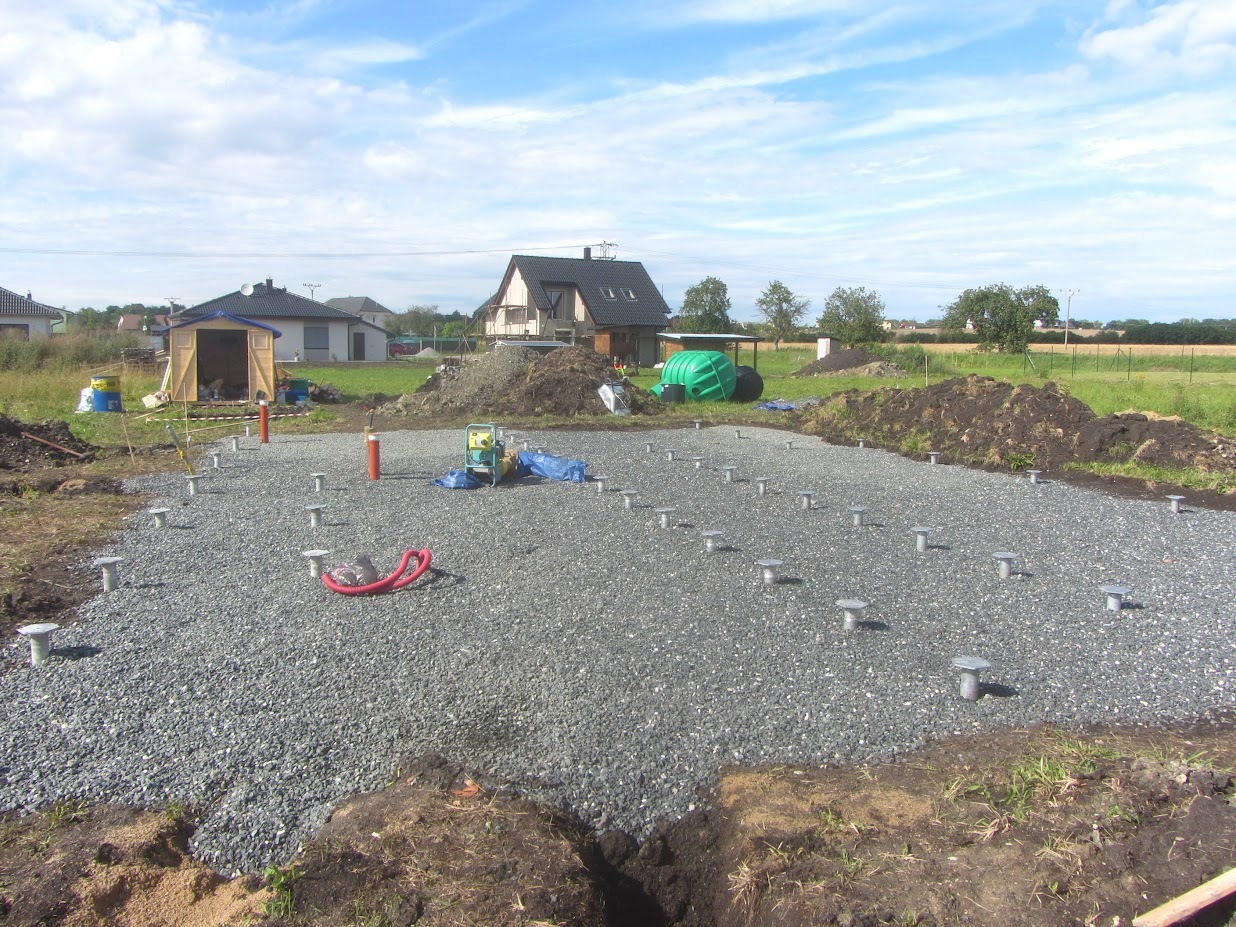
481, 250, 671, 366
324, 296, 395, 331
0, 286, 64, 339
173, 278, 388, 362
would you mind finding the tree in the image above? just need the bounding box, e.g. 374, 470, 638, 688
676, 277, 733, 333
754, 281, 809, 349
817, 286, 887, 346
940, 284, 1059, 353
389, 304, 441, 337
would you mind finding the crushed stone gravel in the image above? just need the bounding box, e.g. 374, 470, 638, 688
1, 426, 1233, 874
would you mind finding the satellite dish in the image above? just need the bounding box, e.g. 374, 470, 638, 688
240, 283, 254, 296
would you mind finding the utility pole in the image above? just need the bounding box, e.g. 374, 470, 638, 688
1061, 289, 1078, 347
303, 283, 321, 301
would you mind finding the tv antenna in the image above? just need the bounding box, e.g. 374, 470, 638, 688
303, 283, 322, 301
596, 241, 618, 260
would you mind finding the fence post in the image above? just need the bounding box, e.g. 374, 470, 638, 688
1048, 346, 1054, 376
1072, 345, 1077, 378
1190, 348, 1194, 385
1128, 347, 1133, 381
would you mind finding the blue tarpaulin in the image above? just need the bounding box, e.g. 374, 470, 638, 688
516, 450, 587, 482
431, 469, 485, 489
753, 400, 797, 411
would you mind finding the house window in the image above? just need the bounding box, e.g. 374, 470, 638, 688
545, 289, 564, 320
599, 287, 616, 300
620, 288, 637, 300
304, 326, 329, 350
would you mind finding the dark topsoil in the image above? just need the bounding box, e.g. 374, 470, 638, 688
4, 381, 1236, 926
380, 346, 657, 418
797, 376, 1236, 504
0, 413, 97, 473
3, 724, 1234, 927
792, 348, 884, 376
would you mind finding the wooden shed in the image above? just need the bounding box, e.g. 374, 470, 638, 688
167, 312, 280, 403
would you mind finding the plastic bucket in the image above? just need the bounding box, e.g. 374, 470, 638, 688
90, 374, 122, 412
661, 383, 686, 404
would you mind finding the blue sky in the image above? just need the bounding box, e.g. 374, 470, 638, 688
2, 0, 1233, 323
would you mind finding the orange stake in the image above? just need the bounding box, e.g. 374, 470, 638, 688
259, 400, 270, 444
368, 433, 380, 480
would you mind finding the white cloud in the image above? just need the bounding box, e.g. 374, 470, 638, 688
0, 1, 1232, 321
670, 0, 859, 23
1081, 0, 1236, 75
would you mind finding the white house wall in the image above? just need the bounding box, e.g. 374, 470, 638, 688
486, 268, 598, 340
273, 320, 377, 362
348, 323, 387, 361
0, 316, 55, 338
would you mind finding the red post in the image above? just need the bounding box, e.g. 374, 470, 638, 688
367, 433, 380, 480
258, 400, 270, 444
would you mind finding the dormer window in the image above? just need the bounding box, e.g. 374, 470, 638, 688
620, 288, 637, 300
599, 286, 617, 300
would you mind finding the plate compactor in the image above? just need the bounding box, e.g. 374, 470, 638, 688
464, 423, 517, 486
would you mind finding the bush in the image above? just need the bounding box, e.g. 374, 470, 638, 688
0, 331, 143, 372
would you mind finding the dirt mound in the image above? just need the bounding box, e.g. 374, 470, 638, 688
793, 348, 881, 376
799, 375, 1236, 474
380, 346, 654, 417
0, 413, 96, 471
506, 346, 656, 415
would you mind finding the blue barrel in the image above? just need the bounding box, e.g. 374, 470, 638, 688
90, 374, 123, 412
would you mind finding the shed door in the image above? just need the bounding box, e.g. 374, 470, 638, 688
352, 331, 365, 360
248, 331, 275, 401
169, 330, 197, 401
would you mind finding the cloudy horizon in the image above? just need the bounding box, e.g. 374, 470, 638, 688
2, 0, 1233, 324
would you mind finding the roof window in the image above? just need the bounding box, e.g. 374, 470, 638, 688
599, 286, 617, 300
620, 288, 637, 300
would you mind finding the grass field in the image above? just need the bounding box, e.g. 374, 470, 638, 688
2, 346, 1235, 445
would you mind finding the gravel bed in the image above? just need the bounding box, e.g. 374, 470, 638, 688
2, 426, 1233, 874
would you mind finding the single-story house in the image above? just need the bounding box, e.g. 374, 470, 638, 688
480, 250, 670, 367
166, 312, 280, 403
173, 278, 388, 362
324, 296, 395, 331
0, 286, 64, 339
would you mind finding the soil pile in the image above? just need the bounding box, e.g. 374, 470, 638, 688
0, 413, 96, 471
799, 375, 1236, 474
793, 348, 904, 378
505, 345, 655, 416
380, 345, 653, 417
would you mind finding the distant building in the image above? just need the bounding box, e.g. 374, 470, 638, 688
325, 296, 395, 332
173, 278, 388, 362
0, 286, 64, 339
480, 249, 670, 367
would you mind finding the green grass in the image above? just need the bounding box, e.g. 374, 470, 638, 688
3, 347, 1235, 448
295, 360, 438, 402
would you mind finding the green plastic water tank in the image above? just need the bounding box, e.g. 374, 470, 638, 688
657, 350, 736, 402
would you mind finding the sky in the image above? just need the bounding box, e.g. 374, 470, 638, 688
1, 0, 1233, 324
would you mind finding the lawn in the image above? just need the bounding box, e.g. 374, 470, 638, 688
2, 346, 1235, 443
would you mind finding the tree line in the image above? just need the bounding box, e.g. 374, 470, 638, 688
676, 279, 1236, 350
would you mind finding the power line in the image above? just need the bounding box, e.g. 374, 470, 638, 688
0, 243, 590, 259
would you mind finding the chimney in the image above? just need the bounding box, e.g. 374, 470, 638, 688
265, 277, 274, 292
583, 247, 591, 260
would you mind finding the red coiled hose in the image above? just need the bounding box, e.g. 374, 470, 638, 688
321, 548, 433, 595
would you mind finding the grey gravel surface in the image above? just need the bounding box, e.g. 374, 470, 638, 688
2, 425, 1233, 874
